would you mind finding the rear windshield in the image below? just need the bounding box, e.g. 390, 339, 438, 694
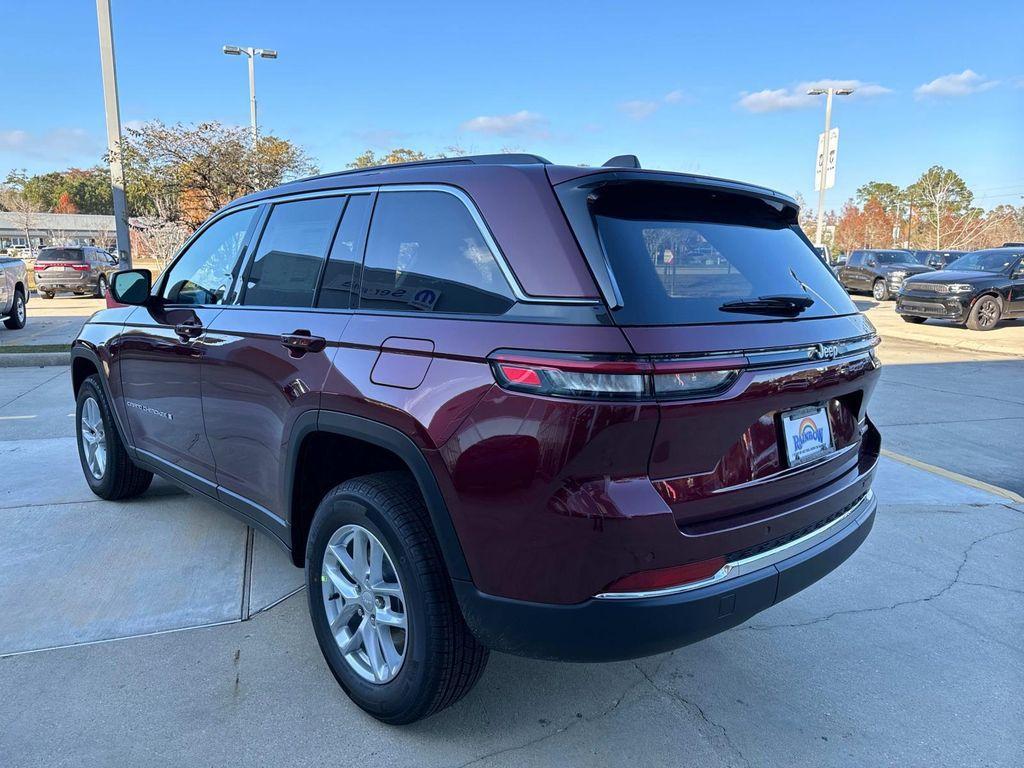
38, 248, 85, 262
588, 183, 856, 325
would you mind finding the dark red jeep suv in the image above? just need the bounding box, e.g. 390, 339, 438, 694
71, 154, 880, 723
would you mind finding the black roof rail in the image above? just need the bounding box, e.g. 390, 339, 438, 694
1001, 242, 1024, 247
282, 153, 552, 187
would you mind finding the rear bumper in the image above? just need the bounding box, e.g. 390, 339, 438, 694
455, 489, 876, 661
36, 273, 93, 291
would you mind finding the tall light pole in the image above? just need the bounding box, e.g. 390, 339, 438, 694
95, 0, 132, 268
222, 45, 277, 154
807, 87, 853, 248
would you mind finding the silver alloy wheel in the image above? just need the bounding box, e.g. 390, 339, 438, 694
873, 281, 886, 300
321, 524, 407, 684
14, 294, 25, 323
80, 397, 107, 480
98, 277, 107, 297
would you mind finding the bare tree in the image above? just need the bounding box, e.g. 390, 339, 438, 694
130, 217, 190, 269
907, 166, 974, 249
1, 170, 44, 255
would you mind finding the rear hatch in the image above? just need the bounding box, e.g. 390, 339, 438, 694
556, 175, 879, 550
35, 248, 88, 279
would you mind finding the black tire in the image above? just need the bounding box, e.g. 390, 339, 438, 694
3, 289, 26, 329
305, 471, 488, 724
872, 279, 890, 302
76, 374, 153, 500
95, 275, 108, 299
901, 315, 927, 324
966, 295, 1001, 331
39, 291, 54, 300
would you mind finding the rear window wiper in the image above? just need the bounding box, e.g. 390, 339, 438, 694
719, 294, 815, 316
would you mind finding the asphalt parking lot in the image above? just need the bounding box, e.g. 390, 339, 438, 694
1, 334, 1022, 767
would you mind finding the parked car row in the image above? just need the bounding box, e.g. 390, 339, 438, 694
836, 245, 1024, 330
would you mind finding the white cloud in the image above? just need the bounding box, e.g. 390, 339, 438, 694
737, 79, 892, 113
0, 127, 101, 161
618, 89, 689, 120
459, 110, 549, 137
915, 69, 998, 98
618, 99, 660, 120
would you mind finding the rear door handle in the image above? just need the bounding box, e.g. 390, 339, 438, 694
174, 320, 204, 341
281, 330, 327, 357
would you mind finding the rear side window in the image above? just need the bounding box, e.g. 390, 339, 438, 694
359, 190, 514, 314
586, 182, 856, 325
243, 197, 345, 308
317, 195, 372, 309
163, 208, 257, 305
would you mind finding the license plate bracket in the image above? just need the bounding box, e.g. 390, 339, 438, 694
780, 404, 834, 466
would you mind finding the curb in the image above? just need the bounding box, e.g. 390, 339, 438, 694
0, 352, 70, 368
881, 448, 1024, 504
876, 326, 1023, 358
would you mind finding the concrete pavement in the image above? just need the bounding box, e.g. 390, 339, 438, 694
860, 298, 1023, 357
1, 335, 1022, 767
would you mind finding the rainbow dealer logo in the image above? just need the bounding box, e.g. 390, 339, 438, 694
791, 416, 825, 452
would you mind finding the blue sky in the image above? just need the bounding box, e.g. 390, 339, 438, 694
3, 0, 1022, 211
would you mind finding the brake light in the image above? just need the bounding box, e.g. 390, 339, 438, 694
602, 556, 728, 593
71, 264, 90, 271
490, 352, 742, 401
33, 264, 47, 271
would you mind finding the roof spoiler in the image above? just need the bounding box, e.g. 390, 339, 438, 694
602, 155, 641, 169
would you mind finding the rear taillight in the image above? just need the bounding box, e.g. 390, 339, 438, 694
490, 352, 742, 401
71, 264, 89, 271
33, 264, 47, 271
602, 556, 728, 594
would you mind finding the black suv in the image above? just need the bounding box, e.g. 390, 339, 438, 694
897, 247, 1024, 329
838, 249, 933, 301
911, 250, 967, 271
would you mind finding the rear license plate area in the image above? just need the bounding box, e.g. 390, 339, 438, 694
780, 405, 834, 466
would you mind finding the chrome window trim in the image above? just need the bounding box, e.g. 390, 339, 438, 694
214, 183, 600, 307
594, 489, 875, 600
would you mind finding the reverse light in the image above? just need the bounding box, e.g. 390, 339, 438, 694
602, 556, 728, 594
490, 352, 742, 401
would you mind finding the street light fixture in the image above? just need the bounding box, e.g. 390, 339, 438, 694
221, 44, 278, 151
807, 87, 854, 246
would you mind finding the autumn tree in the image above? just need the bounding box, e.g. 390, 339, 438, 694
347, 148, 429, 169
118, 121, 318, 226
855, 181, 904, 215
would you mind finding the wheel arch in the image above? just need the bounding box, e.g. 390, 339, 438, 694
70, 346, 133, 452
286, 410, 471, 582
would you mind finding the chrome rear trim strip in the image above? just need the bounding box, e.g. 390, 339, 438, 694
594, 489, 874, 600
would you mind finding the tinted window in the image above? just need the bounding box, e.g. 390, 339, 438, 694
317, 195, 372, 309
38, 248, 84, 262
946, 250, 1022, 273
243, 197, 345, 307
586, 183, 856, 325
846, 252, 862, 267
163, 208, 257, 305
874, 251, 917, 265
359, 191, 514, 314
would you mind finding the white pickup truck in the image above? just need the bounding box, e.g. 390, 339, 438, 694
0, 256, 29, 330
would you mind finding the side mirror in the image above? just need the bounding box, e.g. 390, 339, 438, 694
110, 269, 153, 306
